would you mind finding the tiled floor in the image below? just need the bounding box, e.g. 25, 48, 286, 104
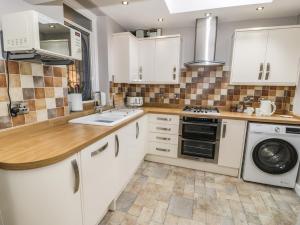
100, 161, 300, 225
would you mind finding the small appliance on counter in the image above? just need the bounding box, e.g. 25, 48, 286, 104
68, 93, 83, 112
182, 106, 220, 115
260, 99, 276, 116
126, 97, 143, 107
94, 92, 106, 106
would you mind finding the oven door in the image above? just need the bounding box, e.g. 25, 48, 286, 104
180, 122, 219, 142
179, 137, 219, 162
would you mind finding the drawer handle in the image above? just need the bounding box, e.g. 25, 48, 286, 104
222, 124, 227, 138
156, 127, 171, 131
156, 136, 171, 141
156, 147, 170, 152
157, 117, 169, 121
91, 142, 109, 157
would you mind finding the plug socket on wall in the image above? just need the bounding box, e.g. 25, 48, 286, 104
10, 101, 29, 117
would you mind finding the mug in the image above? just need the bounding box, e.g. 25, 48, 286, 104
245, 107, 254, 115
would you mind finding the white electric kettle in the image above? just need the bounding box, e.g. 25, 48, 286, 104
260, 100, 276, 116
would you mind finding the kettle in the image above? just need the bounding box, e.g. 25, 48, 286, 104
260, 100, 276, 116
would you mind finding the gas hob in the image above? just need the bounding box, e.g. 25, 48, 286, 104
183, 106, 220, 115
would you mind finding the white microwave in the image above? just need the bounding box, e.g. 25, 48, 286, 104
1, 10, 82, 62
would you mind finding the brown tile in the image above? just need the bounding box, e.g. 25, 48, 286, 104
19, 62, 32, 75
34, 88, 45, 99
25, 111, 37, 124
63, 88, 68, 97
7, 61, 19, 74
61, 68, 67, 77
47, 108, 57, 119
43, 66, 53, 76
53, 77, 62, 87
0, 88, 8, 102
63, 97, 68, 106
0, 61, 5, 73
27, 99, 36, 111
56, 107, 64, 117
44, 77, 54, 87
35, 99, 46, 110
53, 67, 63, 77
0, 74, 7, 87
22, 88, 35, 100
9, 74, 21, 87
0, 116, 12, 129
55, 98, 64, 108
12, 114, 25, 126
33, 76, 44, 87
44, 87, 55, 98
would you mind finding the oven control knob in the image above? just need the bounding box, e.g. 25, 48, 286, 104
274, 127, 280, 133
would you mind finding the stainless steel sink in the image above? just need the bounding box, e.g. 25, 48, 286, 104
69, 108, 143, 126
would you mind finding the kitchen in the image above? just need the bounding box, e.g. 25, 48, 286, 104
0, 0, 300, 225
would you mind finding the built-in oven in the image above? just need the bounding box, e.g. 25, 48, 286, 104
178, 116, 221, 163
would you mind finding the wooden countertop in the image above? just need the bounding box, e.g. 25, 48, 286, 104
0, 107, 300, 170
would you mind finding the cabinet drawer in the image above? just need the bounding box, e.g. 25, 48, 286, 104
148, 142, 178, 158
149, 123, 179, 134
149, 114, 179, 125
149, 132, 178, 144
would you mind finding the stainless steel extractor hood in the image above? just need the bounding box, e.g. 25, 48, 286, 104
185, 17, 225, 67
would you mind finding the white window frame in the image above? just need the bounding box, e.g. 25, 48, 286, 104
63, 0, 100, 93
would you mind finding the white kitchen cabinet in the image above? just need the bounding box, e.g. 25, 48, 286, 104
138, 39, 156, 82
218, 119, 247, 169
230, 26, 300, 86
111, 32, 139, 83
0, 154, 83, 225
81, 135, 115, 225
155, 37, 181, 84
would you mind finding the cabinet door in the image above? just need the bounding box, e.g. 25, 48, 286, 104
138, 39, 156, 82
81, 135, 115, 225
136, 116, 148, 162
0, 155, 83, 225
129, 37, 139, 82
230, 30, 268, 84
218, 120, 247, 169
155, 37, 181, 84
112, 34, 130, 83
263, 28, 300, 85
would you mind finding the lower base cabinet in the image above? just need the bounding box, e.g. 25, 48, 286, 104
218, 119, 247, 169
81, 135, 116, 225
0, 154, 83, 225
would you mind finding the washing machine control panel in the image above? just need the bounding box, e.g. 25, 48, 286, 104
250, 123, 300, 135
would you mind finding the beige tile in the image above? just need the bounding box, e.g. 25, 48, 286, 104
20, 62, 32, 75
128, 204, 143, 217
36, 109, 48, 122
10, 88, 23, 101
152, 201, 168, 223
0, 102, 9, 116
31, 63, 43, 76
137, 207, 154, 224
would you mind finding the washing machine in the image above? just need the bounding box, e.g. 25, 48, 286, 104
243, 123, 300, 188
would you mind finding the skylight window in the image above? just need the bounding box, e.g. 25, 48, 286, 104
164, 0, 273, 14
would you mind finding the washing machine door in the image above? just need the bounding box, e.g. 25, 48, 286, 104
252, 138, 298, 174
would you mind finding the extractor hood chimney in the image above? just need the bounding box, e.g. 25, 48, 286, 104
185, 17, 225, 67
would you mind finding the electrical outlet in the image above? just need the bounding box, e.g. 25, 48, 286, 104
11, 101, 29, 116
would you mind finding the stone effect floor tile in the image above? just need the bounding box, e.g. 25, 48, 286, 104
100, 161, 300, 225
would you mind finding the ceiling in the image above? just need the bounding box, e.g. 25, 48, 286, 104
90, 0, 300, 30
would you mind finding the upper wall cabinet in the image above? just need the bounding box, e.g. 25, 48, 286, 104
111, 33, 181, 84
111, 32, 139, 83
230, 26, 300, 86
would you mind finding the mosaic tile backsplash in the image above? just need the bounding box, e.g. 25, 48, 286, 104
0, 60, 69, 130
111, 66, 295, 113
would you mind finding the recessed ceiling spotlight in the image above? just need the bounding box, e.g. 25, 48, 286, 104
49, 24, 55, 28
205, 13, 212, 17
256, 6, 264, 11
158, 18, 164, 22
122, 1, 129, 5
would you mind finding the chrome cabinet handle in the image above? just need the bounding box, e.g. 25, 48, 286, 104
91, 142, 108, 157
173, 66, 177, 80
156, 147, 170, 152
115, 135, 119, 157
156, 127, 171, 131
222, 123, 227, 138
112, 75, 115, 82
265, 63, 270, 80
157, 117, 170, 121
258, 63, 264, 80
71, 159, 80, 194
136, 122, 140, 139
139, 67, 143, 80
173, 66, 176, 73
156, 136, 171, 141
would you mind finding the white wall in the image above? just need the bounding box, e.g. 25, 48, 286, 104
164, 16, 298, 67
97, 16, 125, 96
